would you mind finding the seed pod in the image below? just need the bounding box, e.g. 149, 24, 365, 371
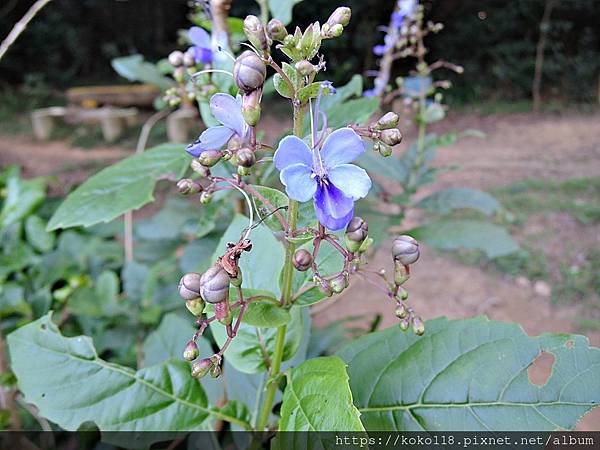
375, 112, 400, 130
242, 88, 262, 126
233, 51, 266, 93
183, 340, 199, 361
326, 6, 351, 27
191, 159, 210, 177
200, 191, 213, 204
198, 149, 222, 167
178, 272, 202, 300
293, 249, 313, 272
243, 15, 269, 50
391, 235, 420, 265
330, 272, 349, 294
236, 148, 256, 168
177, 178, 203, 195
185, 298, 205, 316
412, 316, 425, 336
295, 60, 315, 77
318, 279, 333, 297
168, 50, 184, 67
214, 300, 233, 326
210, 362, 222, 378
199, 265, 230, 304
191, 358, 212, 378
267, 18, 287, 41
380, 128, 403, 146
394, 303, 408, 319
345, 216, 368, 252
399, 319, 410, 331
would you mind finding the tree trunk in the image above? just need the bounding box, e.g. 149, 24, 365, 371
532, 0, 557, 112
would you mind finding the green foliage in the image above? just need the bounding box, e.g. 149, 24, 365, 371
111, 54, 173, 90
269, 0, 305, 26
415, 188, 502, 217
339, 316, 600, 431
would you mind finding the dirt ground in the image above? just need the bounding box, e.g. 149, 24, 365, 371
1, 110, 600, 429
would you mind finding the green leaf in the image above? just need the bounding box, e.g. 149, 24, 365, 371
111, 54, 173, 90
204, 290, 289, 328
415, 188, 503, 216
338, 316, 600, 431
326, 97, 379, 129
24, 215, 55, 252
250, 185, 289, 231
7, 314, 215, 432
269, 0, 304, 25
273, 62, 298, 99
0, 176, 46, 228
410, 220, 519, 258
48, 144, 188, 230
278, 356, 365, 431
297, 81, 333, 103
320, 75, 363, 111
358, 149, 409, 184
143, 313, 195, 366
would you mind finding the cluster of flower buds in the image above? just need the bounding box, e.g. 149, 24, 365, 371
368, 112, 403, 157
344, 216, 371, 253
277, 22, 323, 63
390, 235, 423, 335
321, 7, 351, 39
233, 50, 266, 127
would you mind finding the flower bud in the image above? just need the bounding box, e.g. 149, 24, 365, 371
168, 50, 184, 67
318, 279, 333, 297
394, 260, 409, 286
391, 235, 420, 265
191, 159, 210, 177
214, 300, 233, 326
185, 298, 205, 316
375, 112, 399, 130
199, 265, 230, 304
179, 272, 202, 300
177, 178, 203, 195
210, 363, 222, 378
267, 18, 287, 41
191, 358, 212, 378
183, 340, 199, 361
380, 128, 403, 146
198, 150, 222, 167
327, 7, 351, 27
394, 303, 408, 319
200, 191, 213, 204
173, 66, 185, 83
357, 236, 373, 254
183, 50, 196, 68
345, 216, 368, 252
242, 88, 262, 126
233, 51, 266, 93
326, 23, 344, 38
293, 249, 312, 272
295, 60, 315, 77
374, 141, 393, 157
399, 319, 410, 331
236, 148, 256, 168
412, 316, 425, 336
396, 287, 409, 301
330, 272, 349, 294
237, 165, 252, 176
243, 15, 269, 50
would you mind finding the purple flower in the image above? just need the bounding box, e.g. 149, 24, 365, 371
274, 128, 372, 230
189, 27, 213, 64
187, 93, 249, 157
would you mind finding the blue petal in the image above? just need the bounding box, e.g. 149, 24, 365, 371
328, 164, 372, 200
314, 182, 354, 230
189, 27, 211, 48
186, 126, 233, 156
321, 128, 365, 169
209, 93, 247, 137
191, 46, 212, 64
274, 135, 314, 171
280, 163, 317, 202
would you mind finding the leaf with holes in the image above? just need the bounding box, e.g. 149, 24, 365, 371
5, 314, 254, 433
338, 316, 600, 431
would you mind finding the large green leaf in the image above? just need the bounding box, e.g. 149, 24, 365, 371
48, 144, 188, 230
250, 185, 289, 232
0, 176, 46, 228
6, 314, 225, 432
415, 187, 503, 216
410, 220, 519, 258
111, 54, 173, 90
325, 97, 379, 130
338, 316, 600, 431
143, 312, 195, 367
268, 0, 304, 25
278, 356, 365, 431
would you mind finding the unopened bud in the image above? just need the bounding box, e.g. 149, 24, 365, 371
394, 303, 408, 319
374, 141, 393, 157
191, 358, 212, 378
177, 178, 202, 195
191, 159, 210, 177
210, 362, 222, 378
233, 51, 266, 93
394, 260, 409, 286
185, 298, 205, 316
200, 191, 213, 204
375, 112, 400, 130
412, 316, 425, 336
330, 272, 349, 294
243, 15, 269, 50
267, 18, 287, 41
295, 60, 315, 77
214, 301, 233, 326
318, 279, 333, 297
183, 340, 199, 361
391, 235, 420, 265
380, 128, 403, 146
168, 50, 184, 67
242, 88, 262, 126
236, 148, 256, 168
199, 265, 230, 304
396, 288, 409, 301
183, 50, 196, 68
179, 272, 202, 300
237, 165, 252, 176
357, 236, 373, 253
293, 249, 312, 272
345, 216, 368, 252
198, 149, 222, 167
399, 319, 410, 331
327, 23, 344, 38
173, 66, 185, 83
327, 7, 351, 27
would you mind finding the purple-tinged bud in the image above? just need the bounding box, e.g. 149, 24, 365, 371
179, 272, 202, 300
168, 50, 184, 67
185, 298, 205, 316
214, 300, 233, 326
375, 112, 400, 130
399, 319, 410, 331
200, 191, 213, 204
327, 7, 351, 27
233, 51, 266, 93
210, 362, 222, 378
183, 340, 199, 361
345, 216, 368, 252
242, 88, 262, 126
191, 160, 210, 177
191, 358, 212, 378
182, 50, 196, 68
243, 15, 269, 50
374, 141, 393, 157
392, 235, 420, 265
177, 178, 203, 195
330, 272, 349, 294
198, 150, 222, 167
380, 128, 403, 146
318, 279, 333, 297
267, 19, 287, 41
293, 249, 312, 272
394, 303, 408, 319
200, 265, 230, 304
236, 148, 256, 168
412, 316, 425, 336
295, 60, 315, 77
324, 23, 343, 38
